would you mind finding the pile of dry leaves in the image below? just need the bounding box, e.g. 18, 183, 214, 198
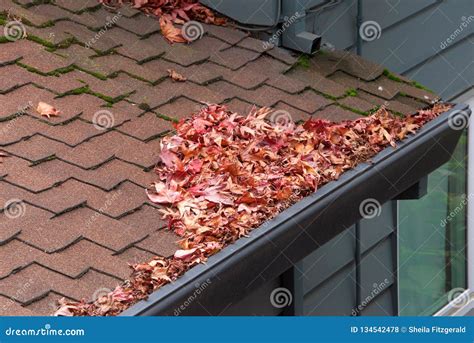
100, 0, 227, 43
55, 102, 452, 316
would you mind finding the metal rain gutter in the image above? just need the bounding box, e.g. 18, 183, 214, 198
122, 103, 471, 316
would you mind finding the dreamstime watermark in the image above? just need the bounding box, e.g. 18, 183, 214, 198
359, 20, 382, 42
352, 278, 390, 316
92, 109, 115, 130
92, 287, 112, 302
262, 11, 304, 50
5, 324, 84, 337
440, 193, 473, 228
3, 198, 26, 219
359, 198, 382, 219
85, 12, 122, 49
1, 279, 34, 312
440, 16, 474, 50
269, 109, 293, 128
92, 287, 114, 308
448, 109, 470, 131
0, 101, 33, 136
270, 287, 293, 308
3, 20, 26, 41
173, 278, 212, 315
447, 287, 470, 308
181, 21, 204, 42
17, 101, 33, 114
85, 190, 123, 228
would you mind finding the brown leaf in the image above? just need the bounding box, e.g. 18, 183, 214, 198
167, 69, 187, 82
36, 101, 60, 118
53, 298, 75, 316
159, 17, 187, 43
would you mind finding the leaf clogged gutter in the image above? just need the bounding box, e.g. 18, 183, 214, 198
55, 102, 453, 316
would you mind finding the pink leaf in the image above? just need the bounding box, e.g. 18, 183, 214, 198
159, 148, 183, 170
36, 101, 60, 118
174, 248, 197, 259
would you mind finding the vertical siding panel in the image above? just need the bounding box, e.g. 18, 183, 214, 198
360, 0, 473, 74
404, 38, 474, 99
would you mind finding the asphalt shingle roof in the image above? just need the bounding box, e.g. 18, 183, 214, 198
0, 0, 436, 316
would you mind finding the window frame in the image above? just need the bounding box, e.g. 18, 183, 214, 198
433, 90, 474, 316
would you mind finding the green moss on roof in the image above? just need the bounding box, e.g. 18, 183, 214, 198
296, 54, 311, 69
345, 88, 358, 97
383, 69, 434, 94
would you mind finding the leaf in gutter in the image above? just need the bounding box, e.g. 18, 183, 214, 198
186, 158, 203, 174
152, 267, 172, 282
53, 298, 75, 316
146, 182, 183, 204
174, 248, 197, 259
199, 186, 234, 205
53, 307, 74, 317
159, 148, 184, 171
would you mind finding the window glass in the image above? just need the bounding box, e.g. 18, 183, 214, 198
398, 131, 467, 316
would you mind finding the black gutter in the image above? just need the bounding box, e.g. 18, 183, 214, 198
122, 103, 471, 316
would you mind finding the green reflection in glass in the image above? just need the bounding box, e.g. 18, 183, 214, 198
398, 132, 467, 316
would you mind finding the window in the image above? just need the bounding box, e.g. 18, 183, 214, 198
398, 131, 467, 316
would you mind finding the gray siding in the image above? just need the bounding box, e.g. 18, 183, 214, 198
301, 226, 355, 293
405, 38, 474, 100
309, 0, 473, 99
301, 202, 397, 316
360, 286, 397, 316
303, 263, 357, 315
221, 277, 283, 316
